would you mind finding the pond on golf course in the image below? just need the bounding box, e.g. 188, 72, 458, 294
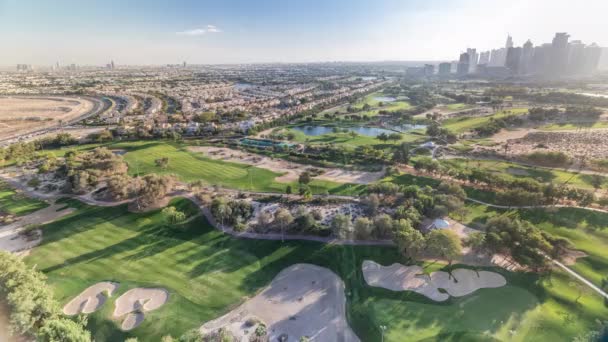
293, 126, 396, 137
373, 96, 397, 102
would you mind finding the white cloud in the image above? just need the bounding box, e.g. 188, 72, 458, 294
176, 25, 221, 36
206, 25, 221, 33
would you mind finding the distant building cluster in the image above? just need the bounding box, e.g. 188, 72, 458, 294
409, 32, 604, 79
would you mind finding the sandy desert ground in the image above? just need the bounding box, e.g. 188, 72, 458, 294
0, 96, 96, 140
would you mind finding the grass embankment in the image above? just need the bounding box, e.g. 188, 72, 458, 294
442, 108, 528, 133
25, 197, 608, 341
0, 182, 48, 216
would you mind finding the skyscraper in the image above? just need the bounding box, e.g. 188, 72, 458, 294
521, 40, 534, 74
551, 32, 570, 75
506, 35, 514, 49
466, 48, 478, 73
582, 43, 602, 74
478, 51, 491, 65
567, 40, 586, 74
505, 47, 523, 74
438, 62, 452, 75
600, 48, 608, 70
457, 53, 470, 75
489, 48, 507, 67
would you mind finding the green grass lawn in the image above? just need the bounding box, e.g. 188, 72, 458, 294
443, 158, 608, 191
24, 197, 608, 341
318, 92, 412, 119
444, 103, 473, 111
0, 182, 48, 216
108, 141, 364, 195
442, 108, 529, 133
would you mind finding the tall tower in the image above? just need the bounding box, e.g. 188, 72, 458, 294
466, 48, 478, 73
551, 32, 570, 76
521, 40, 534, 74
506, 35, 514, 49
111, 60, 115, 69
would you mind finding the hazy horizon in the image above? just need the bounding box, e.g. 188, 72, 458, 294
2, 0, 608, 66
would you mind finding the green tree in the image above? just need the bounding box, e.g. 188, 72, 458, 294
161, 206, 187, 225
426, 229, 462, 265
38, 318, 92, 342
331, 214, 351, 239
354, 217, 373, 240
298, 171, 312, 185
274, 208, 294, 241
394, 219, 425, 260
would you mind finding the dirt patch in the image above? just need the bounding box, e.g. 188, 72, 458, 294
189, 146, 382, 184
562, 249, 588, 266
362, 260, 506, 302
200, 263, 360, 341
63, 282, 120, 315
315, 168, 385, 184
490, 128, 536, 143
0, 96, 95, 140
113, 288, 169, 331
0, 203, 74, 254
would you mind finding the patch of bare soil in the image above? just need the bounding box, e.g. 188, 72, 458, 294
200, 264, 359, 341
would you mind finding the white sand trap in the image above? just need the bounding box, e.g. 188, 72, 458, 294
362, 261, 448, 301
200, 263, 360, 342
429, 268, 507, 297
63, 282, 120, 315
113, 288, 169, 331
121, 312, 145, 331
362, 260, 506, 302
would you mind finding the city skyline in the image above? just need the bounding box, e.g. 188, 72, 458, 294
1, 0, 608, 66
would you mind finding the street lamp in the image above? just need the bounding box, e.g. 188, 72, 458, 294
380, 325, 387, 342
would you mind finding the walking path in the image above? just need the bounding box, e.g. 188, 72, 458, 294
551, 257, 608, 300
466, 198, 608, 214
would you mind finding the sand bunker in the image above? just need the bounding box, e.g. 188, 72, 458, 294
200, 264, 360, 341
113, 288, 169, 331
362, 260, 506, 302
63, 282, 120, 315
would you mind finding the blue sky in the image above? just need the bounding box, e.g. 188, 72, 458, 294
1, 0, 607, 65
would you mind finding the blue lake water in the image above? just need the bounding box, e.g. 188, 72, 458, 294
373, 96, 397, 102
293, 126, 395, 137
